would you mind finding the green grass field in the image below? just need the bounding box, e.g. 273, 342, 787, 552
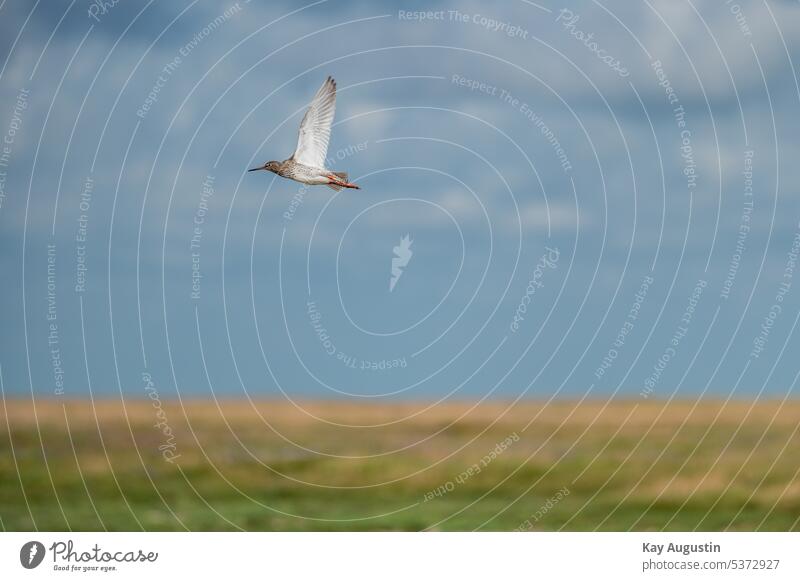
1, 398, 798, 531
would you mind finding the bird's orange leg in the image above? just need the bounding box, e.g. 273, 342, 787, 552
327, 175, 361, 189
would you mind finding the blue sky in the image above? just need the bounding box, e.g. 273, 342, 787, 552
1, 0, 800, 400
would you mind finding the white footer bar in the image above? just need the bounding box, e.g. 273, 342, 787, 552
1, 532, 797, 580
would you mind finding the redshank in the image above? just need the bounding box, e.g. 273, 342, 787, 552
248, 76, 361, 191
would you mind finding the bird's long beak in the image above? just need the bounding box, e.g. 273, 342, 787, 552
248, 165, 265, 172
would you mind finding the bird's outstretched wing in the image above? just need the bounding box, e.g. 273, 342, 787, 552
292, 76, 336, 168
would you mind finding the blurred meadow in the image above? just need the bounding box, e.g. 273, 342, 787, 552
1, 398, 798, 531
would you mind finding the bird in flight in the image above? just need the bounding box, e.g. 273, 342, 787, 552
248, 76, 361, 190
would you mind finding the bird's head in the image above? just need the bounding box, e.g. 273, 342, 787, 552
248, 160, 280, 173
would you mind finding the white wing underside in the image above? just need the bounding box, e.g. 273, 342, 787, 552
292, 76, 336, 169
